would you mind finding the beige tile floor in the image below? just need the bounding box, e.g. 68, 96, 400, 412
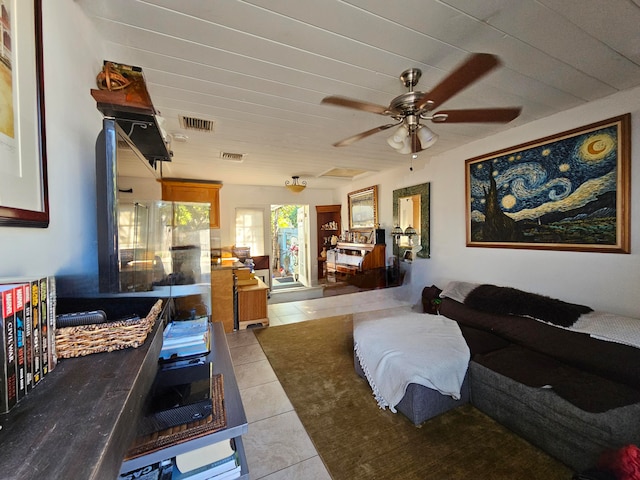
225, 287, 413, 479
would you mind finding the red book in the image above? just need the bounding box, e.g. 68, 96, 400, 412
1, 284, 22, 413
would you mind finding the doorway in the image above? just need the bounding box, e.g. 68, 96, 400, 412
270, 204, 310, 290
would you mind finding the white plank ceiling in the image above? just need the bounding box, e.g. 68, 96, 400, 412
77, 0, 640, 188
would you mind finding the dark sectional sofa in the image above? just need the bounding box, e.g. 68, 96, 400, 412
355, 284, 640, 473
440, 295, 640, 473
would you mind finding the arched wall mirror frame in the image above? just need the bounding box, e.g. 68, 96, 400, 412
392, 183, 430, 258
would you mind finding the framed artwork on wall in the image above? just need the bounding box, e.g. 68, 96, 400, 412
466, 114, 630, 253
348, 185, 378, 232
0, 0, 49, 227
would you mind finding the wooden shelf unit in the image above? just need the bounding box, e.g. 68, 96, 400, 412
0, 297, 169, 480
120, 321, 249, 479
315, 205, 341, 279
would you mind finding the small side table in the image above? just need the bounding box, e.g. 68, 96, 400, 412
237, 278, 270, 329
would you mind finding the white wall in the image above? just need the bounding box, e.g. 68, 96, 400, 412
340, 87, 640, 317
0, 1, 104, 294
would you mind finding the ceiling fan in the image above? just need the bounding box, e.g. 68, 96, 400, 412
321, 53, 522, 154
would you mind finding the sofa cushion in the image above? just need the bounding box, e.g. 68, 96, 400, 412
458, 324, 511, 355
440, 298, 640, 391
475, 345, 640, 412
469, 362, 640, 473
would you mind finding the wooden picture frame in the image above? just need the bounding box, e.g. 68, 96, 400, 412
0, 0, 49, 227
466, 114, 630, 253
348, 185, 378, 232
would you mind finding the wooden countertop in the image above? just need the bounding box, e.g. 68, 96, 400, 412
237, 278, 269, 292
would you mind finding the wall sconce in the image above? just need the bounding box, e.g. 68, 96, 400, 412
404, 225, 417, 245
285, 175, 307, 193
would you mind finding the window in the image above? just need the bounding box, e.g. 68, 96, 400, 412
235, 208, 265, 256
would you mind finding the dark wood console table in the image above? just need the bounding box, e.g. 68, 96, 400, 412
0, 300, 166, 480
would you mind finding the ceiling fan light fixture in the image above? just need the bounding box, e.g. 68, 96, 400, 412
417, 125, 438, 148
392, 124, 409, 142
387, 135, 404, 149
397, 138, 413, 154
388, 124, 411, 151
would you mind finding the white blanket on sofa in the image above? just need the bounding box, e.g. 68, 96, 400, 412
353, 311, 470, 412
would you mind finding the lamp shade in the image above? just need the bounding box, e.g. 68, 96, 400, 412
391, 225, 403, 236
417, 125, 438, 149
285, 176, 306, 193
404, 225, 417, 236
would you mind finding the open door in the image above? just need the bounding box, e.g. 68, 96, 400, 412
296, 206, 310, 287
271, 204, 310, 290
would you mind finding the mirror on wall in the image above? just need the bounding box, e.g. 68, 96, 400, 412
392, 183, 430, 258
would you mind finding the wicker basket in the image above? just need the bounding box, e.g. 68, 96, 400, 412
55, 299, 163, 359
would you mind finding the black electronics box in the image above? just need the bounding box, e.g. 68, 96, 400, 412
139, 362, 212, 435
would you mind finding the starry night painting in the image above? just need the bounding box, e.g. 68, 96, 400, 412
466, 114, 630, 253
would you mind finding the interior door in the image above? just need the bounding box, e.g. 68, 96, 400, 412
297, 206, 310, 287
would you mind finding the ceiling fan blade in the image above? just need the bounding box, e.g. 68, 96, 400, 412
333, 123, 397, 147
432, 107, 522, 123
322, 96, 390, 115
417, 53, 501, 111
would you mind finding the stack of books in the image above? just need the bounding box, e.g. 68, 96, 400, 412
172, 439, 241, 480
159, 317, 211, 362
119, 439, 240, 480
0, 276, 56, 414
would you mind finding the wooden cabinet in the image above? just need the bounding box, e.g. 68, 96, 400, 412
212, 269, 270, 333
315, 205, 341, 279
211, 268, 236, 333
161, 178, 222, 228
237, 278, 269, 329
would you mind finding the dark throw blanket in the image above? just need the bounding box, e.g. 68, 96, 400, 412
464, 284, 593, 327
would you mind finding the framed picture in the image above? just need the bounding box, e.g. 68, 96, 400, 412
348, 185, 378, 232
0, 0, 49, 227
393, 182, 430, 258
466, 114, 630, 253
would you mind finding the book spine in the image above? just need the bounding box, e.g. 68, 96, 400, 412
13, 286, 26, 401
23, 284, 33, 393
1, 289, 17, 412
48, 276, 57, 372
39, 278, 49, 377
31, 280, 42, 387
119, 459, 173, 480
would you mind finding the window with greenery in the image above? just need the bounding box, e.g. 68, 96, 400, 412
235, 208, 265, 256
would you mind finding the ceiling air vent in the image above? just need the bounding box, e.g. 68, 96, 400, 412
219, 151, 246, 162
179, 115, 215, 132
